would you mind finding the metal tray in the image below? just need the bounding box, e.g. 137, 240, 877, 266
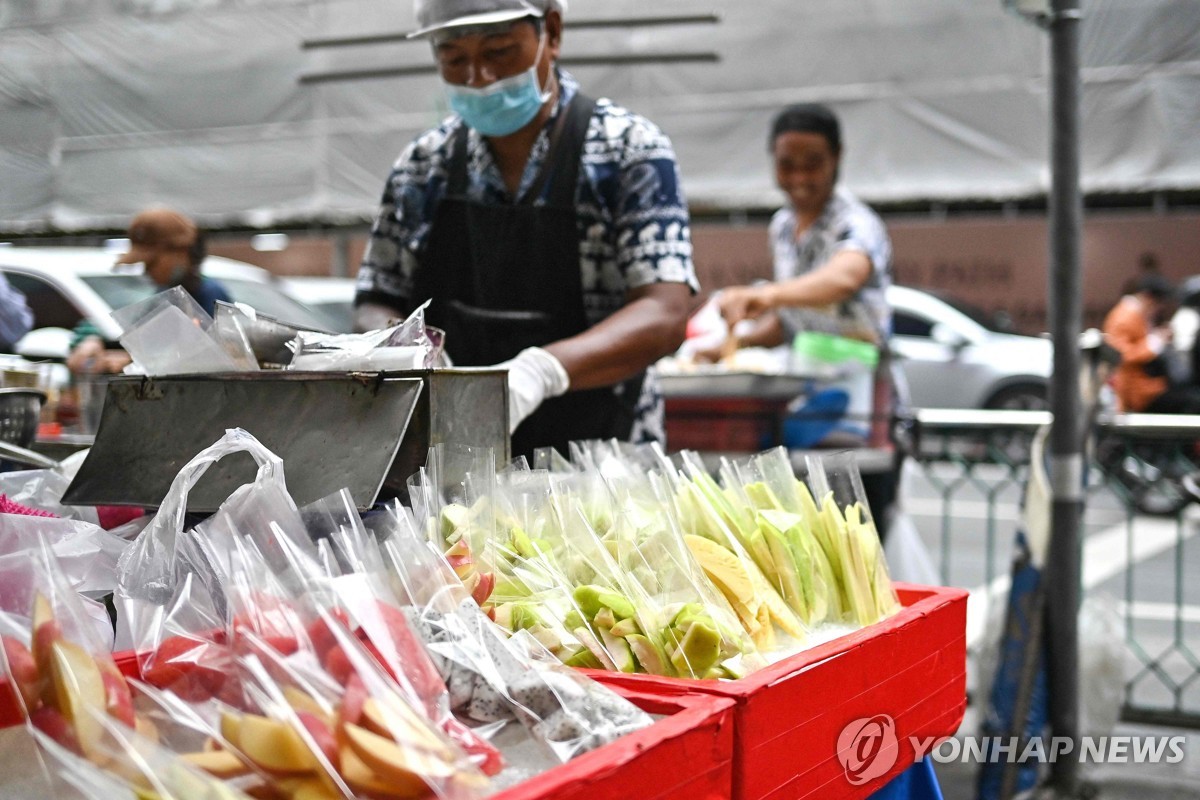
659, 370, 826, 400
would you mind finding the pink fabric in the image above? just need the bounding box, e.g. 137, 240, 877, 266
0, 494, 56, 518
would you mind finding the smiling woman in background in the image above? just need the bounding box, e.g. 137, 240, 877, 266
703, 103, 903, 527
705, 103, 892, 360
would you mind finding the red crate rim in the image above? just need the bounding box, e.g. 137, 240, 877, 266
490, 689, 736, 799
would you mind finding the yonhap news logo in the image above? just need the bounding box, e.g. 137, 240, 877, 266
837, 715, 1188, 784
837, 715, 900, 785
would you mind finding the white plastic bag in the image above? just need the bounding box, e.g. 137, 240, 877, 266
287, 299, 442, 370
0, 515, 127, 599
111, 286, 245, 375
882, 509, 940, 586
0, 467, 100, 526
882, 458, 940, 586
1079, 592, 1125, 739
115, 428, 302, 663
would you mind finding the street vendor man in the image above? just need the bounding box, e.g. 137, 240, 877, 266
701, 103, 904, 524
353, 0, 697, 459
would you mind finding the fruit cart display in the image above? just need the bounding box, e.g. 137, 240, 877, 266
0, 346, 966, 799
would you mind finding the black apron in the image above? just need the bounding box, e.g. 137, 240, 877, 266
413, 94, 644, 460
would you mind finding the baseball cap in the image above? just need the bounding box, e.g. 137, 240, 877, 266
114, 208, 198, 265
409, 0, 565, 39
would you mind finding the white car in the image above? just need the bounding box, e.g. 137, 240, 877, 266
888, 284, 1051, 410
0, 246, 334, 361
280, 276, 357, 333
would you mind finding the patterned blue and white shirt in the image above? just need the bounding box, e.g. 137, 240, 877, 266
357, 69, 699, 445
769, 187, 892, 345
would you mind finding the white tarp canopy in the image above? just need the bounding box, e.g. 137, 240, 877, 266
1, 0, 1198, 232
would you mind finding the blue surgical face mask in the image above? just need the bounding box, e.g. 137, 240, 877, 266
442, 34, 551, 137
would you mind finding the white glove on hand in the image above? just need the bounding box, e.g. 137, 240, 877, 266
499, 347, 570, 434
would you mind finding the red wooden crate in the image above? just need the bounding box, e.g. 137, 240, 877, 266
3, 650, 736, 800
665, 397, 788, 452
583, 583, 968, 800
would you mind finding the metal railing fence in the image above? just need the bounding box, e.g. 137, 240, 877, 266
907, 409, 1200, 729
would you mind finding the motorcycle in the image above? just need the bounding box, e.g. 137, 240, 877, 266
1093, 417, 1200, 517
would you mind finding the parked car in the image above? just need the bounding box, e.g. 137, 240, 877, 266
280, 276, 357, 333
0, 247, 334, 361
888, 284, 1051, 410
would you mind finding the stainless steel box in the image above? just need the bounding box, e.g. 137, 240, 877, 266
62, 369, 508, 512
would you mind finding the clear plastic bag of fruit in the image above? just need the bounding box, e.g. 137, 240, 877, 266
407, 445, 501, 602
719, 447, 839, 628
0, 539, 140, 758
205, 495, 504, 776
216, 533, 491, 799
492, 459, 744, 678
119, 588, 454, 800
115, 531, 389, 799
483, 469, 603, 673
672, 450, 815, 643
0, 539, 255, 800
417, 453, 609, 681
287, 495, 507, 778
712, 454, 825, 629
546, 468, 759, 680
567, 450, 768, 663
248, 501, 506, 777
602, 469, 766, 677
803, 451, 901, 627
365, 501, 653, 765
0, 515, 124, 651
115, 429, 303, 707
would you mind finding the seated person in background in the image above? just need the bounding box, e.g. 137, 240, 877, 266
0, 272, 33, 353
1103, 273, 1200, 414
68, 207, 232, 375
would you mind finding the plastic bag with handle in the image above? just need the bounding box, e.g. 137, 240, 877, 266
115, 428, 302, 705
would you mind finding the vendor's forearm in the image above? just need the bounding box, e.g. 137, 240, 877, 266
546, 284, 691, 390
735, 314, 786, 349
767, 251, 872, 309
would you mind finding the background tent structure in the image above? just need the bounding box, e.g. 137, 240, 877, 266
1, 0, 1198, 233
